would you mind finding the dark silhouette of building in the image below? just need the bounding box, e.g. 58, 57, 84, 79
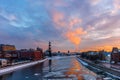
111, 47, 120, 64
48, 41, 52, 57
68, 50, 70, 54
99, 50, 106, 60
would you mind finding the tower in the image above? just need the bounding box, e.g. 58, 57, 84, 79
48, 41, 52, 57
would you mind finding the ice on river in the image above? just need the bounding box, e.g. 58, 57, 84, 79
43, 56, 97, 80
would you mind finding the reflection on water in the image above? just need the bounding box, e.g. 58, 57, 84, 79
49, 60, 52, 72
44, 57, 96, 80
64, 58, 96, 80
0, 57, 96, 80
65, 59, 84, 80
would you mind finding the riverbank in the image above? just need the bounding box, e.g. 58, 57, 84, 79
77, 57, 120, 79
0, 56, 75, 76
0, 58, 48, 76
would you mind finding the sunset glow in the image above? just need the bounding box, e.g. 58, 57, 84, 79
0, 0, 120, 52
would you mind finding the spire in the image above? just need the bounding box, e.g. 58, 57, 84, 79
48, 41, 52, 57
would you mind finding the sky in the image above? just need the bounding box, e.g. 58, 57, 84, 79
0, 0, 120, 52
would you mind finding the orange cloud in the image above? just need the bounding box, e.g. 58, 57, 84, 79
80, 45, 113, 52
52, 11, 87, 51
80, 37, 120, 52
66, 28, 86, 46
65, 17, 86, 48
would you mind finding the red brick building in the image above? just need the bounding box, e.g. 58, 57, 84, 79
18, 48, 44, 61
0, 44, 44, 61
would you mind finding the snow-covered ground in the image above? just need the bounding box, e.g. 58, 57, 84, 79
0, 59, 48, 76
78, 58, 120, 79
77, 58, 88, 66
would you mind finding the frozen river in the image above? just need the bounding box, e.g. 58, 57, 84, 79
0, 56, 96, 80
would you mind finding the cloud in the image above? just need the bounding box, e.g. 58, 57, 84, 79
111, 0, 120, 15
51, 10, 85, 47
52, 11, 66, 28
81, 36, 120, 52
66, 28, 86, 46
0, 10, 17, 22
69, 18, 82, 28
89, 0, 101, 5
0, 0, 120, 52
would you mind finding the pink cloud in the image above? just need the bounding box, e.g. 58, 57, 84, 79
52, 11, 66, 28
111, 0, 120, 15
69, 18, 82, 28
89, 0, 101, 5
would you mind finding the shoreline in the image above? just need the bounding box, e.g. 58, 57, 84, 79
0, 58, 48, 76
77, 57, 120, 79
0, 56, 74, 76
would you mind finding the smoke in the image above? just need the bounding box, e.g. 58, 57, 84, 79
66, 28, 86, 46
66, 18, 86, 48
52, 11, 87, 49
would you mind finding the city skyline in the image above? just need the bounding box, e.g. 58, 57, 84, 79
0, 0, 120, 52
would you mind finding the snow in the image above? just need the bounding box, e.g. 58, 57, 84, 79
83, 74, 96, 80
34, 73, 40, 76
0, 59, 48, 76
44, 72, 64, 78
103, 77, 112, 80
25, 76, 29, 78
77, 58, 88, 66
48, 56, 76, 60
105, 72, 120, 79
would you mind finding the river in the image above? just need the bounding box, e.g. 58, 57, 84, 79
0, 56, 96, 80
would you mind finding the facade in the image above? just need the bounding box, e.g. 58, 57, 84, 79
18, 48, 44, 61
0, 44, 16, 52
0, 59, 7, 67
111, 47, 120, 63
0, 44, 44, 63
0, 44, 17, 62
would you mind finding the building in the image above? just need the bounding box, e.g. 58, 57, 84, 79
18, 48, 44, 61
0, 44, 16, 52
0, 59, 8, 67
98, 50, 107, 61
111, 47, 120, 64
0, 44, 16, 62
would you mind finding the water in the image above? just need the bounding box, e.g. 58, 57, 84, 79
0, 56, 96, 80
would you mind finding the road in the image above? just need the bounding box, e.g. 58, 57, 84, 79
0, 56, 96, 80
